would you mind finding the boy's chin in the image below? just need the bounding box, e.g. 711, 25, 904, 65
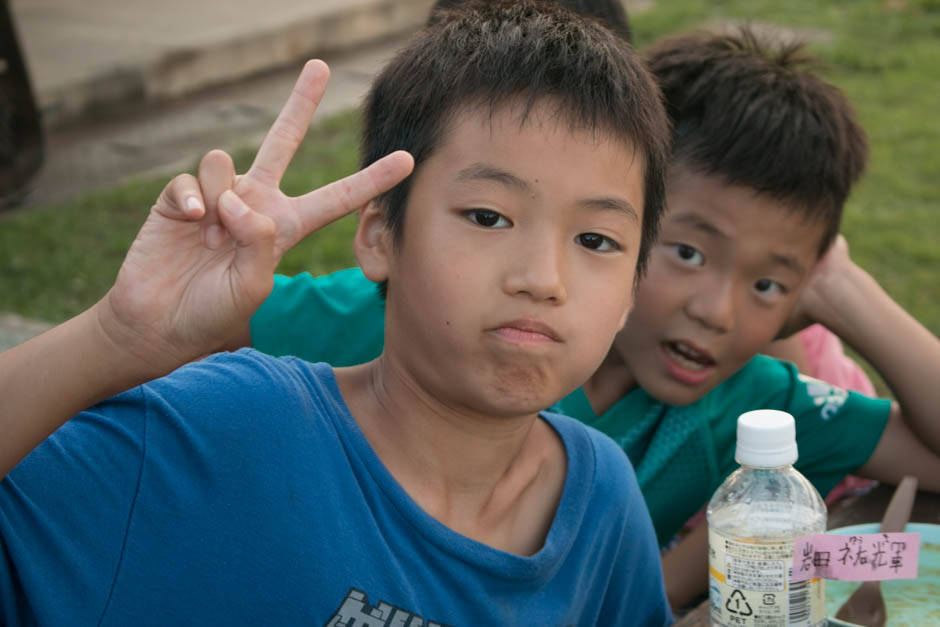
640, 374, 717, 407
476, 391, 568, 419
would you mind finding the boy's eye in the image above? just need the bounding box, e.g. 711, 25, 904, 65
673, 244, 704, 266
754, 279, 785, 297
576, 232, 620, 252
464, 209, 511, 228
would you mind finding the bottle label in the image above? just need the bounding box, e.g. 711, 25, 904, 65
708, 528, 826, 627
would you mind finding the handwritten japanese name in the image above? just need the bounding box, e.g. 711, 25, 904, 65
791, 532, 920, 582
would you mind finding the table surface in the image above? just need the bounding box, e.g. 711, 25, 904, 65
672, 484, 940, 626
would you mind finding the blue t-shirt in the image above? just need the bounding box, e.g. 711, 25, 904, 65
1, 350, 671, 626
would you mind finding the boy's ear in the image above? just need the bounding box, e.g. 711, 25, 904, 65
353, 200, 392, 283
618, 306, 630, 331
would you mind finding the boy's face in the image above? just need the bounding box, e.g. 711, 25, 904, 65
613, 162, 825, 406
361, 102, 646, 418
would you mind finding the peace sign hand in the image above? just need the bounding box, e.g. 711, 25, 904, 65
197, 60, 412, 258
98, 60, 413, 373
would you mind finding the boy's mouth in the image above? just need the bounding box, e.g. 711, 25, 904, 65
662, 340, 715, 371
489, 318, 562, 344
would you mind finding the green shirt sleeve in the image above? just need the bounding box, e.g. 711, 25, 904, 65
709, 355, 891, 499
250, 268, 386, 366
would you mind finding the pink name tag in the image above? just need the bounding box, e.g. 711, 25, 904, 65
791, 533, 920, 582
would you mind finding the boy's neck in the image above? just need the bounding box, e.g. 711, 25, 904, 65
334, 358, 567, 556
581, 346, 639, 416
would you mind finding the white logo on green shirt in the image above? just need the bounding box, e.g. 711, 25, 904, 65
798, 374, 849, 420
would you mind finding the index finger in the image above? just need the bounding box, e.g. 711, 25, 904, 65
246, 59, 330, 187
285, 151, 414, 251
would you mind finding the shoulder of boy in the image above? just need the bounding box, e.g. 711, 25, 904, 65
272, 268, 375, 303
702, 355, 853, 421
554, 411, 641, 499
719, 355, 887, 423
141, 348, 312, 414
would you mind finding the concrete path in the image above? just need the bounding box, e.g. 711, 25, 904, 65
7, 0, 436, 209
15, 36, 410, 209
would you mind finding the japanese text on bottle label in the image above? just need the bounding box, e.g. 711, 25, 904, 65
709, 529, 826, 627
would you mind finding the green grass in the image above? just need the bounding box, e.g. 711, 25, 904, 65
0, 111, 362, 322
2, 1, 939, 355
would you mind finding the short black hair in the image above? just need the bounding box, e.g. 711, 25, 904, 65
428, 0, 632, 43
647, 28, 868, 255
362, 0, 668, 295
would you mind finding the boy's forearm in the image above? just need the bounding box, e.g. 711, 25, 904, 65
0, 302, 178, 478
763, 335, 811, 373
813, 262, 940, 450
662, 523, 709, 612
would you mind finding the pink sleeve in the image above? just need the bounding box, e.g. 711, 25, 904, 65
798, 324, 876, 396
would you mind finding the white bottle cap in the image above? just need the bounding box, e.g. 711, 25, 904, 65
735, 409, 798, 467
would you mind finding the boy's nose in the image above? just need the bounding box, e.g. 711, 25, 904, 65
503, 236, 568, 304
684, 279, 736, 332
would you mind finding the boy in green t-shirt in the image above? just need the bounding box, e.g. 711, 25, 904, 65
242, 27, 940, 608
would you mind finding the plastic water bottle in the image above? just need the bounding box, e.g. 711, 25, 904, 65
707, 410, 827, 627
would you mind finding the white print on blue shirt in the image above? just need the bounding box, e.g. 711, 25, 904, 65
798, 374, 849, 420
325, 588, 451, 627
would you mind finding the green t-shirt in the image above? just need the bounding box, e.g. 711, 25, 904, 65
252, 269, 892, 546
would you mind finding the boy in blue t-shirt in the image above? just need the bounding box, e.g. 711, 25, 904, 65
241, 26, 940, 609
0, 3, 674, 624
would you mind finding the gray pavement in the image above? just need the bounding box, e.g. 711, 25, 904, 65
13, 0, 436, 129
9, 0, 434, 206
8, 0, 439, 206
16, 36, 410, 209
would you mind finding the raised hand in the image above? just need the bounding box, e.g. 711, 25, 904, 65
98, 60, 413, 370
776, 234, 854, 338
197, 60, 412, 258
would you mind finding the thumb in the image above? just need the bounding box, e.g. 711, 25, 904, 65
218, 190, 278, 302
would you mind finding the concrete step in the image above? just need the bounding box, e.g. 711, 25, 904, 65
12, 0, 434, 130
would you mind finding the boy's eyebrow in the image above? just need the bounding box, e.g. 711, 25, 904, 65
456, 163, 531, 192
674, 212, 807, 274
456, 163, 639, 222
580, 197, 640, 223
673, 212, 726, 238
767, 252, 806, 276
